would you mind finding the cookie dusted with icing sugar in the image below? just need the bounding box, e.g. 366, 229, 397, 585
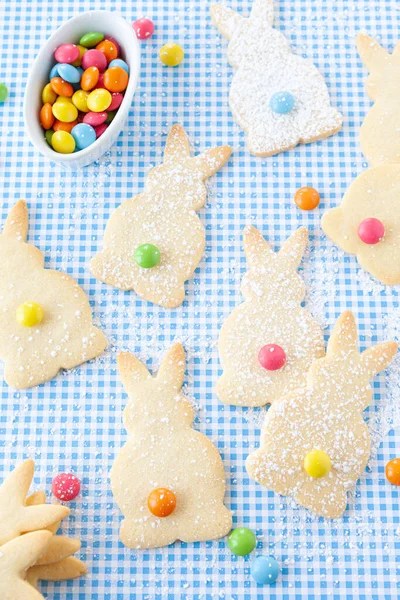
110, 343, 232, 549
210, 0, 342, 156
217, 226, 324, 407
90, 124, 232, 307
0, 201, 107, 389
246, 312, 397, 519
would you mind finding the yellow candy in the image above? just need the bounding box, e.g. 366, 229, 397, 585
72, 89, 89, 113
16, 302, 44, 327
71, 44, 87, 67
51, 130, 76, 154
56, 95, 73, 104
41, 83, 57, 105
304, 450, 331, 478
87, 88, 112, 112
159, 43, 184, 67
52, 101, 78, 123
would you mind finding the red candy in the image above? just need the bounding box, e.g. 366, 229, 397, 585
83, 111, 108, 126
133, 18, 155, 39
358, 218, 384, 245
52, 472, 81, 501
95, 123, 108, 138
54, 43, 80, 64
108, 92, 123, 111
82, 49, 107, 72
258, 344, 286, 371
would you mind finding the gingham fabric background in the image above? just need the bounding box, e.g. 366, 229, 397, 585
0, 0, 400, 598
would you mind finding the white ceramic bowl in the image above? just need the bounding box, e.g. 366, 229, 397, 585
24, 10, 140, 169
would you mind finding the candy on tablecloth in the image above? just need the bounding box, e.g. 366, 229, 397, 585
133, 17, 155, 39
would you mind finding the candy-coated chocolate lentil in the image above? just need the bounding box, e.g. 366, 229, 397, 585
56, 95, 73, 104
50, 76, 74, 97
304, 449, 331, 478
270, 91, 295, 114
106, 37, 120, 55
49, 64, 60, 79
45, 129, 54, 146
159, 43, 184, 67
0, 83, 7, 103
57, 63, 81, 84
109, 58, 130, 74
83, 111, 107, 126
95, 123, 108, 138
52, 473, 81, 501
94, 72, 105, 90
51, 130, 76, 153
105, 110, 117, 124
103, 66, 129, 92
294, 186, 320, 211
16, 302, 44, 327
40, 103, 55, 130
87, 88, 112, 112
358, 218, 385, 245
52, 100, 78, 123
71, 123, 96, 149
53, 119, 78, 133
82, 49, 107, 72
81, 66, 100, 91
79, 31, 105, 48
41, 82, 57, 105
96, 39, 119, 63
133, 18, 155, 39
147, 488, 176, 517
72, 89, 90, 113
134, 244, 161, 268
251, 556, 280, 585
228, 528, 257, 556
71, 44, 87, 67
108, 92, 123, 111
386, 458, 400, 486
258, 344, 286, 371
54, 43, 80, 64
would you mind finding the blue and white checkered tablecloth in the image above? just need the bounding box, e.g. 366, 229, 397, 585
0, 0, 399, 598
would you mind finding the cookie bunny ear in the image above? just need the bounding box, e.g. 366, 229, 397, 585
117, 352, 151, 391
3, 200, 28, 241
27, 556, 87, 587
362, 341, 398, 378
243, 225, 275, 268
163, 124, 191, 162
210, 3, 245, 40
278, 227, 308, 270
157, 343, 186, 392
249, 0, 274, 25
356, 34, 389, 74
327, 311, 358, 358
192, 145, 232, 179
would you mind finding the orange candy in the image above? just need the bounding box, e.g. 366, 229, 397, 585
39, 103, 55, 130
147, 488, 177, 518
96, 39, 118, 63
103, 66, 129, 93
53, 119, 78, 133
81, 66, 100, 91
294, 187, 320, 211
50, 77, 74, 97
386, 458, 400, 486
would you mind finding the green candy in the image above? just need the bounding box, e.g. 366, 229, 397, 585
227, 528, 257, 556
45, 129, 54, 146
134, 244, 161, 269
79, 31, 105, 48
106, 110, 117, 124
0, 82, 8, 103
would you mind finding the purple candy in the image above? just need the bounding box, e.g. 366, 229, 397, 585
83, 111, 108, 126
95, 123, 108, 138
108, 92, 123, 111
54, 43, 80, 64
82, 49, 107, 72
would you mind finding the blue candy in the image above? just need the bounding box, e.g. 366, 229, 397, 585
57, 63, 81, 83
269, 91, 295, 114
71, 123, 96, 150
49, 63, 60, 80
109, 58, 130, 74
251, 555, 280, 585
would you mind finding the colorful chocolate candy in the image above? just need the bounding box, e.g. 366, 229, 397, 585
133, 18, 155, 40
40, 31, 130, 153
386, 458, 400, 486
16, 302, 44, 327
358, 218, 385, 245
294, 186, 320, 211
227, 527, 257, 556
147, 488, 176, 517
0, 82, 8, 102
159, 43, 184, 67
134, 243, 161, 268
52, 472, 81, 501
258, 344, 286, 371
251, 556, 280, 585
304, 449, 331, 478
269, 91, 295, 114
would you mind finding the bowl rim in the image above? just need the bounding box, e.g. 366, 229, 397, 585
23, 9, 140, 164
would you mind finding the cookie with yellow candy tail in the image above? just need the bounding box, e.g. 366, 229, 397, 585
246, 312, 397, 518
0, 201, 107, 388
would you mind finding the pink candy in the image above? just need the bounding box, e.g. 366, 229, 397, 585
358, 218, 385, 245
52, 472, 81, 502
95, 123, 108, 138
82, 49, 107, 72
54, 43, 80, 64
108, 92, 123, 111
94, 72, 105, 90
258, 344, 286, 371
133, 17, 155, 39
83, 111, 108, 126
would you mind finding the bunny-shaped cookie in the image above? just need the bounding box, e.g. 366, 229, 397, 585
357, 34, 400, 166
210, 0, 342, 156
246, 312, 397, 518
90, 125, 232, 308
217, 226, 324, 407
0, 201, 107, 388
110, 343, 232, 549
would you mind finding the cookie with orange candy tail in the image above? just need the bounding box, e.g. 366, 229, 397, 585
246, 312, 397, 518
110, 343, 232, 548
0, 201, 107, 388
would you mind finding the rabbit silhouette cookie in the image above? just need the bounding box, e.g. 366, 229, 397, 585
90, 125, 232, 307
0, 201, 107, 388
246, 312, 398, 518
217, 226, 324, 407
110, 343, 232, 549
210, 0, 342, 156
